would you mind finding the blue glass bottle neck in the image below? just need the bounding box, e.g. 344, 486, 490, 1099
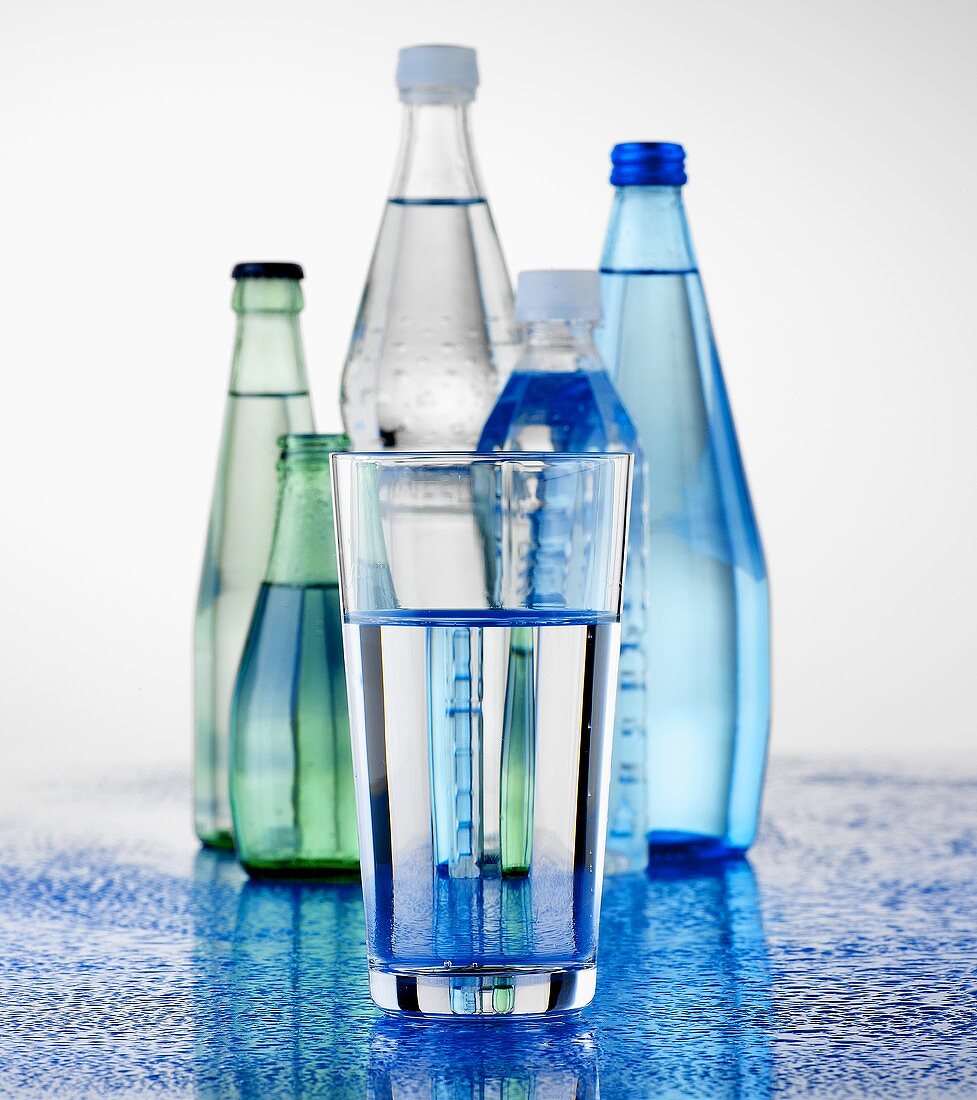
388, 102, 485, 203
600, 186, 698, 275
517, 321, 605, 373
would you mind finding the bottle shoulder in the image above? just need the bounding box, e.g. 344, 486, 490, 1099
480, 369, 637, 453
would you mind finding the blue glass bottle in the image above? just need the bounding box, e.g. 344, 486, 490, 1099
598, 142, 770, 854
478, 270, 648, 874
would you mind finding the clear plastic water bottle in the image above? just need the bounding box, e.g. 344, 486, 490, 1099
340, 44, 516, 450
195, 263, 314, 850
478, 270, 649, 874
598, 143, 770, 854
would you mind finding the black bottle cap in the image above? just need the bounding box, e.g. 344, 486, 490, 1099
231, 262, 304, 281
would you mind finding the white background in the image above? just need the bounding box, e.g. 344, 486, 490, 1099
2, 0, 974, 775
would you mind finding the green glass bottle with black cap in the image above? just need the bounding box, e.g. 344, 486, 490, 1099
230, 433, 358, 879
194, 263, 314, 850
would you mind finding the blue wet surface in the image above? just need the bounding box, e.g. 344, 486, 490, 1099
0, 759, 974, 1097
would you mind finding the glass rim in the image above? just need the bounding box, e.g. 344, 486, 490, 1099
329, 450, 633, 465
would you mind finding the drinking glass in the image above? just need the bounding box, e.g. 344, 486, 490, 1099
331, 452, 632, 1017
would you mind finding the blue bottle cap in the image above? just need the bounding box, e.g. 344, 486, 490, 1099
610, 142, 687, 187
231, 262, 304, 281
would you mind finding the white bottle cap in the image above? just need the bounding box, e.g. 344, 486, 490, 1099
515, 270, 602, 323
396, 45, 479, 104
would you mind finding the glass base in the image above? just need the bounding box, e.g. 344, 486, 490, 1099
369, 966, 596, 1018
242, 859, 359, 883
198, 829, 235, 852
647, 831, 747, 860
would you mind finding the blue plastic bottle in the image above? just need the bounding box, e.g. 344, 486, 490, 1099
598, 142, 770, 854
478, 270, 649, 874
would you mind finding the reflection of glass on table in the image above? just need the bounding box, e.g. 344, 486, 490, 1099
368, 1015, 600, 1099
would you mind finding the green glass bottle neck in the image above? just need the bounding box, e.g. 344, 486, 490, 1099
229, 279, 309, 395
265, 438, 348, 587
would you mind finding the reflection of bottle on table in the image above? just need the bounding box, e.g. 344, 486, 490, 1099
598, 856, 772, 1097
229, 881, 368, 1096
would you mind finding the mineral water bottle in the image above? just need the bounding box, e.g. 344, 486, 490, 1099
598, 143, 770, 853
230, 434, 357, 879
340, 44, 516, 449
478, 270, 648, 874
194, 264, 314, 849
340, 45, 515, 879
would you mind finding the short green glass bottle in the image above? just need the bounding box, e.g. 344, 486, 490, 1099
229, 433, 358, 880
195, 264, 314, 850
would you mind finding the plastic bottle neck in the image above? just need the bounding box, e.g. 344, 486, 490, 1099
600, 186, 698, 275
388, 102, 484, 202
518, 321, 604, 373
229, 280, 308, 395
265, 437, 348, 586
